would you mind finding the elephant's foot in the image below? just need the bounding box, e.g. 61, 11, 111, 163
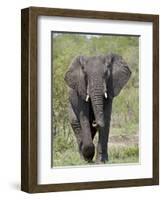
96, 153, 108, 164
82, 143, 95, 162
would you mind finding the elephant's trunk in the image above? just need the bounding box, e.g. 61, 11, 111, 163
89, 79, 105, 127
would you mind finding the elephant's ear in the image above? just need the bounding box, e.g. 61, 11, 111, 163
64, 56, 87, 99
106, 54, 131, 97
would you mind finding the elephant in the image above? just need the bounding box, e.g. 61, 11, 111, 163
64, 53, 131, 163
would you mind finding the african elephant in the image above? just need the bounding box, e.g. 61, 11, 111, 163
64, 53, 131, 163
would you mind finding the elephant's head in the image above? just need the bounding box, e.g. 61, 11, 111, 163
65, 53, 131, 127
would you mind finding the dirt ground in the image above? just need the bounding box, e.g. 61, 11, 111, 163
109, 134, 139, 146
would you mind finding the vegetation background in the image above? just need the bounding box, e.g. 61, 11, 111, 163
52, 33, 139, 167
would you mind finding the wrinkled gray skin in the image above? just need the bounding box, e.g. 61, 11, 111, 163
64, 53, 131, 163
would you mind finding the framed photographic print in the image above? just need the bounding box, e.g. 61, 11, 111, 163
21, 7, 159, 193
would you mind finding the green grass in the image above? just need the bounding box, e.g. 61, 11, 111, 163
108, 145, 139, 164
53, 150, 87, 166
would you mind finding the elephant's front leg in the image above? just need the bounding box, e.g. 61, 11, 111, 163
96, 99, 112, 163
79, 101, 95, 162
96, 126, 109, 163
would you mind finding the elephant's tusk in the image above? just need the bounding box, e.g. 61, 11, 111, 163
86, 94, 89, 102
104, 92, 108, 99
